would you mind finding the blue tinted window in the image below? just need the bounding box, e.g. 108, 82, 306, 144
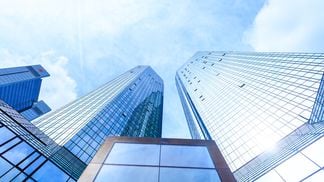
95, 165, 158, 182
32, 161, 69, 182
160, 167, 221, 182
3, 142, 34, 165
160, 145, 214, 168
25, 156, 46, 174
19, 152, 40, 169
0, 157, 12, 176
105, 143, 160, 165
0, 127, 15, 145
13, 172, 27, 181
0, 167, 19, 181
0, 138, 20, 153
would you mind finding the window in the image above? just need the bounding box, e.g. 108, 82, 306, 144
160, 168, 220, 182
105, 143, 160, 165
0, 157, 12, 176
96, 165, 158, 182
0, 127, 15, 145
3, 142, 34, 165
160, 145, 214, 168
32, 161, 69, 182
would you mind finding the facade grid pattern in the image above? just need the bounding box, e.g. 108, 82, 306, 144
33, 66, 163, 164
176, 51, 324, 181
0, 100, 84, 181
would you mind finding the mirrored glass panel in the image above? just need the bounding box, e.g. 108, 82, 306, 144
105, 143, 160, 165
275, 153, 319, 182
0, 127, 15, 144
95, 165, 159, 182
160, 167, 220, 182
3, 142, 34, 165
160, 145, 214, 168
32, 161, 69, 182
0, 157, 12, 176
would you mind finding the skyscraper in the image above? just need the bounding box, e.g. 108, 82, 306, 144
33, 65, 163, 164
0, 65, 51, 121
176, 51, 324, 181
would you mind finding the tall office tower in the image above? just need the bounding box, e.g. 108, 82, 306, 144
33, 66, 163, 165
176, 52, 324, 181
0, 65, 51, 121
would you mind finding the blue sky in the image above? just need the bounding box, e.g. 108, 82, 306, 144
0, 0, 323, 138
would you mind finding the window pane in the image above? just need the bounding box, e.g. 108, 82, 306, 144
25, 156, 46, 174
32, 161, 69, 182
0, 127, 15, 145
256, 169, 284, 182
302, 137, 324, 166
3, 142, 34, 165
95, 165, 158, 182
13, 172, 27, 181
160, 145, 214, 168
160, 167, 220, 182
0, 157, 12, 176
1, 167, 19, 181
303, 170, 324, 182
275, 153, 319, 182
19, 152, 40, 169
0, 138, 20, 153
105, 143, 160, 165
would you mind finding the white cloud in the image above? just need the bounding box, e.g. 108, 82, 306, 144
245, 0, 324, 51
0, 49, 77, 110
0, 0, 263, 138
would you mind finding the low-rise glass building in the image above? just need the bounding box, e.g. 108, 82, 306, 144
79, 136, 235, 182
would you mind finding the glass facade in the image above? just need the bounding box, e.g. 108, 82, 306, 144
33, 66, 163, 164
96, 143, 219, 182
0, 100, 84, 181
79, 137, 233, 182
21, 100, 51, 121
176, 51, 324, 181
0, 65, 50, 112
0, 125, 71, 182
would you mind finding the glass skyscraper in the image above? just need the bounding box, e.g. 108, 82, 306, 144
176, 51, 324, 181
0, 65, 51, 121
33, 65, 163, 165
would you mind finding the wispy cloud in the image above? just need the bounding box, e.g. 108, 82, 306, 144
245, 0, 324, 51
0, 0, 265, 138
